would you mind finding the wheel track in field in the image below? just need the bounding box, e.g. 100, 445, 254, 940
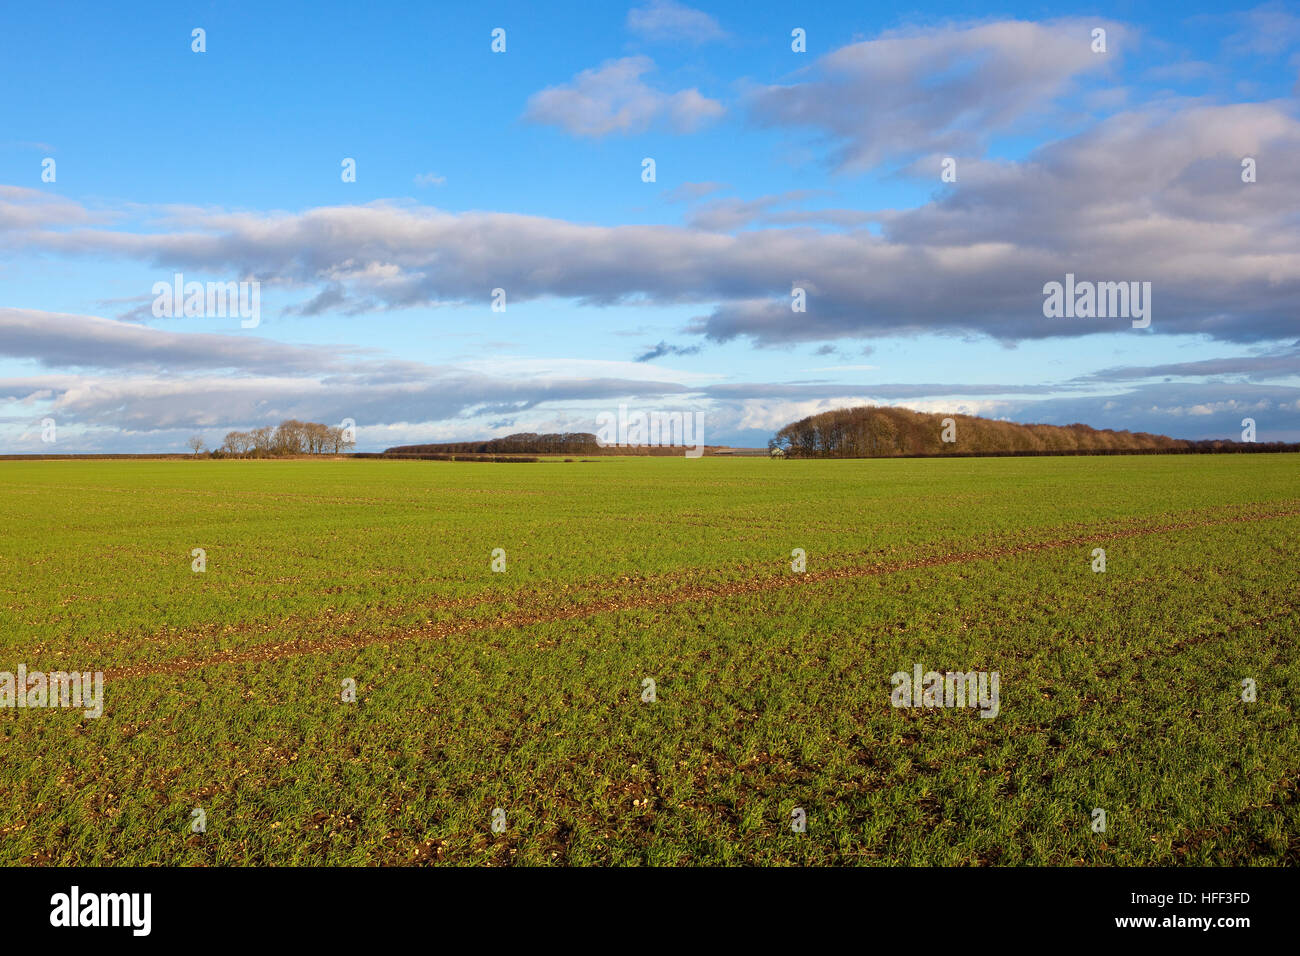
98, 502, 1300, 683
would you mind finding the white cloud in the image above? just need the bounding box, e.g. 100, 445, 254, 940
524, 56, 723, 137
627, 1, 728, 44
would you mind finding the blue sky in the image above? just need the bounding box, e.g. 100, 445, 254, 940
1, 0, 1298, 451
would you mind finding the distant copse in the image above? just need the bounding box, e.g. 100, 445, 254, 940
768, 406, 1296, 458
220, 420, 355, 457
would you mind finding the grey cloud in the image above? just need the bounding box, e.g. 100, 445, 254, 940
634, 340, 702, 362
686, 190, 822, 231
0, 310, 695, 444
280, 283, 368, 317
0, 186, 106, 230
994, 381, 1300, 442
0, 370, 692, 438
5, 309, 1294, 446
699, 381, 1071, 401
748, 18, 1127, 171
5, 101, 1300, 347
0, 307, 357, 374
1075, 342, 1300, 382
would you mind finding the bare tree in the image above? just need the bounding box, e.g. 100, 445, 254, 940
187, 436, 206, 457
250, 426, 274, 457
272, 420, 305, 455
304, 421, 331, 455
223, 430, 257, 456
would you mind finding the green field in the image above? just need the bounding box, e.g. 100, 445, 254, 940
0, 455, 1297, 865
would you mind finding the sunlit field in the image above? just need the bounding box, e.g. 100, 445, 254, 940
1, 455, 1296, 865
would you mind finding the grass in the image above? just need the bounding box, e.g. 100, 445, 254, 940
0, 454, 1296, 865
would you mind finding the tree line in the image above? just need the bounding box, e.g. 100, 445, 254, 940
767, 406, 1298, 458
215, 420, 356, 457
386, 433, 603, 455
385, 432, 712, 456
